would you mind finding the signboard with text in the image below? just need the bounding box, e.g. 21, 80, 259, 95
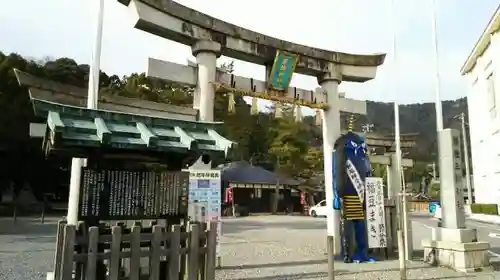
452, 134, 465, 214
188, 170, 222, 256
365, 177, 387, 248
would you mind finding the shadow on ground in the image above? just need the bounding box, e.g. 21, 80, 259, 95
490, 260, 500, 271
222, 216, 325, 235
228, 271, 330, 280
0, 217, 59, 236
223, 265, 477, 280
220, 259, 328, 270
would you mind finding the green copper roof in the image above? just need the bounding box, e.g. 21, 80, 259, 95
13, 69, 234, 162
34, 99, 233, 158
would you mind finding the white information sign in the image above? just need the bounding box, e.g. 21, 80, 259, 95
365, 177, 387, 248
188, 170, 222, 256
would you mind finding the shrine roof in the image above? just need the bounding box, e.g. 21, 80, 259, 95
13, 69, 198, 121
13, 70, 234, 160
218, 161, 300, 186
35, 100, 233, 159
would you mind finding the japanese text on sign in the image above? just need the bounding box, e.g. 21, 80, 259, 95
267, 50, 298, 91
365, 177, 387, 248
452, 138, 465, 212
346, 159, 365, 203
190, 171, 220, 179
188, 170, 222, 257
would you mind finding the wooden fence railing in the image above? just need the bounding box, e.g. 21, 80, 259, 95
52, 220, 217, 280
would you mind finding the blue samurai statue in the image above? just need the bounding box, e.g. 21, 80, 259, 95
333, 130, 375, 263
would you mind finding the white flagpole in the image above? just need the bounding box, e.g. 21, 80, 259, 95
67, 0, 105, 225
88, 0, 105, 110
431, 0, 444, 131
389, 0, 407, 278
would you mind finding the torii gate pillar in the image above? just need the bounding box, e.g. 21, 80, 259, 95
318, 65, 343, 255
190, 40, 221, 169
192, 40, 222, 122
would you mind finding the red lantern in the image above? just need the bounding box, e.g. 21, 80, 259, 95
225, 187, 233, 203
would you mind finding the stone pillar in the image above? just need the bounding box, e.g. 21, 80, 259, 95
386, 164, 392, 198
421, 128, 489, 272
386, 154, 399, 251
318, 65, 342, 255
388, 153, 398, 198
439, 129, 466, 229
190, 41, 221, 169
387, 153, 413, 259
403, 189, 413, 261
192, 40, 221, 122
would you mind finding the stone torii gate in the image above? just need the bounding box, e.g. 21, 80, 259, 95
117, 0, 386, 255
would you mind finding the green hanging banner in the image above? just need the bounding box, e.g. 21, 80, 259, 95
267, 50, 298, 92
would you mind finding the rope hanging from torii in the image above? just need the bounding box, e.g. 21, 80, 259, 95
215, 50, 327, 121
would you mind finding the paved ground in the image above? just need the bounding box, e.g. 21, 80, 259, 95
1, 215, 500, 279
412, 215, 500, 261
216, 215, 500, 280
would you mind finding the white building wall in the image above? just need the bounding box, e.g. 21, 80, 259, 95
466, 30, 500, 204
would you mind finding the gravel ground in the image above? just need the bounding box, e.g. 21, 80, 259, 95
1, 215, 499, 279
0, 217, 58, 280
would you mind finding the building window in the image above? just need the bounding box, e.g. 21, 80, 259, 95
255, 188, 262, 198
487, 73, 496, 119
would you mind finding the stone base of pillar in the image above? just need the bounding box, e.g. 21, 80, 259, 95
422, 228, 491, 273
464, 204, 472, 216
404, 200, 413, 261
440, 227, 479, 243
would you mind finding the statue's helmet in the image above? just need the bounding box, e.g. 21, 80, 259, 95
344, 132, 367, 157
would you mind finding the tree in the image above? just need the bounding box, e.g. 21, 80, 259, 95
300, 147, 323, 181
428, 182, 440, 200
371, 163, 387, 184
268, 105, 310, 176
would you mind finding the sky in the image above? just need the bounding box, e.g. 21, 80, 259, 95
0, 0, 498, 105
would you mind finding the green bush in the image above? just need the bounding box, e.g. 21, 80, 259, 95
428, 182, 440, 200
470, 203, 499, 215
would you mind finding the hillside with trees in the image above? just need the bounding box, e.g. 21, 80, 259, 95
362, 99, 468, 161
0, 51, 468, 201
